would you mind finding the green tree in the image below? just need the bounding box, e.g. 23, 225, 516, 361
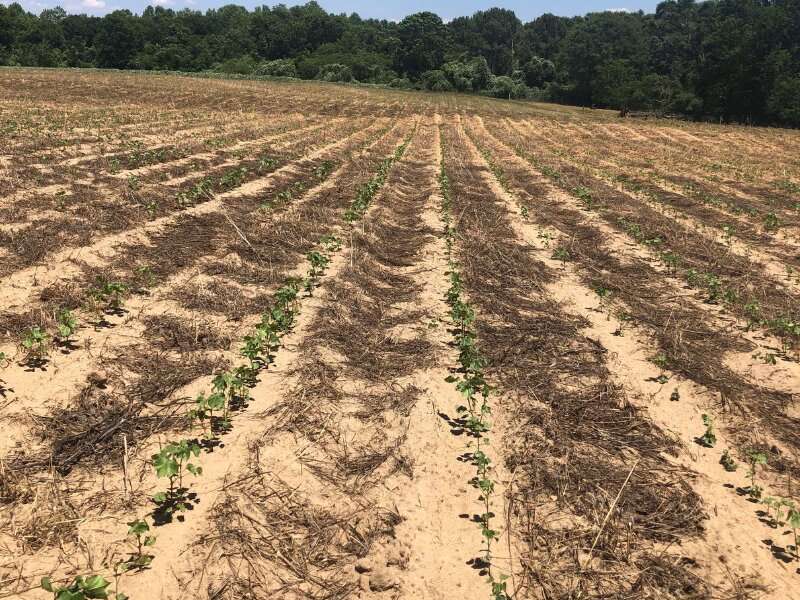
396, 12, 446, 77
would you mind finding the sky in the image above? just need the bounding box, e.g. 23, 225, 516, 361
11, 0, 664, 21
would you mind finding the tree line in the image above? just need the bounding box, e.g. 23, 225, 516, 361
1, 0, 799, 126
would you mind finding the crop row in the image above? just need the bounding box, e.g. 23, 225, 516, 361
0, 123, 416, 599
437, 126, 510, 600
440, 119, 708, 596
480, 119, 800, 350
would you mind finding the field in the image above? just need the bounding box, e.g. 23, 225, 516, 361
0, 68, 799, 600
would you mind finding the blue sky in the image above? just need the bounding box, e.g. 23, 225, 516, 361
12, 0, 663, 20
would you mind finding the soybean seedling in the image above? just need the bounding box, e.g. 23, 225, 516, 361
649, 352, 670, 384
552, 247, 570, 265
720, 449, 737, 472
88, 278, 129, 316
41, 574, 127, 600
745, 450, 768, 499
0, 351, 8, 368
151, 440, 202, 517
763, 212, 780, 232
190, 391, 226, 437
212, 370, 248, 419
744, 300, 762, 331
788, 505, 800, 561
304, 250, 330, 291
21, 326, 50, 364
697, 414, 717, 448
121, 519, 156, 571
56, 309, 78, 346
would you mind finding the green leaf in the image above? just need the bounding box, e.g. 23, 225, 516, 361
153, 492, 167, 503
127, 519, 149, 536
82, 574, 110, 592
152, 452, 178, 479
41, 577, 55, 592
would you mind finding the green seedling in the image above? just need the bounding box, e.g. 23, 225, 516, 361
721, 224, 734, 242
305, 250, 331, 291
190, 391, 226, 435
212, 370, 248, 415
274, 278, 301, 311
720, 449, 737, 472
594, 285, 611, 299
552, 247, 570, 264
574, 186, 593, 209
313, 160, 335, 180
22, 326, 49, 361
240, 331, 267, 370
660, 251, 679, 273
134, 265, 157, 289
746, 450, 768, 499
151, 439, 202, 503
670, 388, 680, 402
753, 351, 777, 365
763, 212, 780, 231
651, 353, 669, 370
538, 230, 552, 247
491, 577, 511, 600
788, 505, 800, 560
320, 234, 341, 252
121, 519, 156, 571
744, 301, 762, 330
698, 414, 716, 448
41, 574, 126, 600
0, 351, 9, 368
88, 279, 129, 313
56, 309, 78, 342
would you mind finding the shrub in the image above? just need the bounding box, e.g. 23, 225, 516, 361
522, 56, 556, 88
388, 77, 412, 89
442, 61, 473, 92
254, 58, 297, 78
421, 70, 453, 92
316, 63, 354, 82
488, 75, 529, 99
214, 56, 257, 75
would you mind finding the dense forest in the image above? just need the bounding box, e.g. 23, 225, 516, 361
1, 0, 799, 125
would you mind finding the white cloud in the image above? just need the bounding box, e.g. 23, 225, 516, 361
151, 0, 172, 5
81, 0, 106, 8
606, 7, 632, 12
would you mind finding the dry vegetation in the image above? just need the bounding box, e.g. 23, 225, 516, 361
0, 68, 799, 600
